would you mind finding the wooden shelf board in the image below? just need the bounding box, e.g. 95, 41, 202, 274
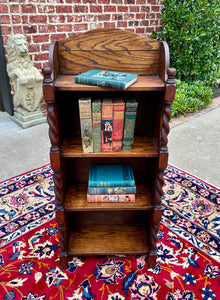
54, 75, 164, 91
61, 136, 158, 158
68, 224, 149, 256
64, 183, 153, 211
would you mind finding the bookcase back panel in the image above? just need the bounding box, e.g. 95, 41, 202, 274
70, 211, 148, 226
56, 28, 161, 76
57, 91, 162, 140
65, 157, 156, 185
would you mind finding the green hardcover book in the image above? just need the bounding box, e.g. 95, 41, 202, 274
79, 96, 93, 153
122, 97, 138, 151
92, 98, 101, 153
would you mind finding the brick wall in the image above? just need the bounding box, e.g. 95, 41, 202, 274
1, 0, 162, 70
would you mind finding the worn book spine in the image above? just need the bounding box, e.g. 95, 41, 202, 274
87, 191, 135, 203
101, 98, 113, 152
92, 98, 101, 153
112, 98, 125, 151
78, 97, 93, 153
122, 98, 138, 151
88, 185, 136, 195
89, 164, 135, 187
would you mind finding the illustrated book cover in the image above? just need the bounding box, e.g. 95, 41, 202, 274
92, 98, 101, 153
88, 164, 135, 187
122, 97, 138, 151
88, 185, 136, 195
101, 98, 113, 152
75, 69, 138, 90
78, 96, 93, 153
87, 190, 135, 203
112, 98, 125, 151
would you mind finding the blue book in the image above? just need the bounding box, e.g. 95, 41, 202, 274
88, 185, 136, 195
88, 165, 135, 187
75, 69, 138, 90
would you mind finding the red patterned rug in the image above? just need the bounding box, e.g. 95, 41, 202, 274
0, 165, 219, 300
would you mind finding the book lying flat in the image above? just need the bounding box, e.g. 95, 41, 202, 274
89, 164, 135, 187
88, 185, 136, 195
87, 190, 135, 203
75, 69, 138, 90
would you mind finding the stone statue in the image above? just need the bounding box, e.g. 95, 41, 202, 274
6, 34, 45, 128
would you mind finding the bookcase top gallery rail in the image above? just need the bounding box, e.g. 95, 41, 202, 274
46, 28, 170, 84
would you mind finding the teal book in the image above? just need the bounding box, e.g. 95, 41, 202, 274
88, 164, 135, 187
92, 98, 101, 153
122, 97, 138, 151
78, 96, 93, 153
75, 69, 138, 90
88, 185, 136, 195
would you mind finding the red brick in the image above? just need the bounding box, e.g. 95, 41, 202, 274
136, 0, 145, 3
104, 6, 116, 12
12, 15, 21, 24
37, 5, 55, 14
136, 13, 146, 19
23, 25, 37, 34
98, 0, 110, 3
29, 44, 40, 53
33, 34, 50, 43
13, 26, 23, 34
112, 14, 123, 21
39, 25, 56, 33
0, 4, 8, 13
151, 6, 160, 12
104, 22, 116, 28
124, 14, 135, 20
56, 5, 72, 13
129, 6, 139, 12
136, 27, 145, 34
98, 14, 111, 21
21, 4, 36, 14
10, 4, 19, 13
57, 24, 73, 32
48, 15, 65, 23
141, 6, 150, 13
118, 6, 128, 12
125, 0, 134, 4
117, 21, 128, 27
50, 34, 67, 41
145, 26, 155, 33
74, 5, 88, 13
90, 5, 102, 13
0, 15, 10, 24
29, 15, 47, 24
1, 26, 11, 35
41, 43, 50, 52
148, 0, 157, 3
74, 24, 88, 31
140, 20, 149, 26
22, 15, 28, 24
34, 52, 49, 62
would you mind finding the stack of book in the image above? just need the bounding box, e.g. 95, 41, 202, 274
87, 164, 136, 203
78, 96, 138, 153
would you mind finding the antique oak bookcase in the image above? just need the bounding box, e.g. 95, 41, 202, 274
43, 28, 176, 269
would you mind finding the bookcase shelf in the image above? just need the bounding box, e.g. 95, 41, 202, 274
68, 224, 149, 256
61, 136, 158, 158
43, 28, 176, 269
64, 184, 153, 211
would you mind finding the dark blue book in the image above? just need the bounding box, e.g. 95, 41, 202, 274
75, 69, 138, 90
88, 165, 135, 187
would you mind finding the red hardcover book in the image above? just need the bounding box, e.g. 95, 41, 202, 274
101, 98, 113, 152
112, 98, 125, 151
87, 190, 135, 203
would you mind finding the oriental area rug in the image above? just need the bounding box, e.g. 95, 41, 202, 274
0, 164, 219, 300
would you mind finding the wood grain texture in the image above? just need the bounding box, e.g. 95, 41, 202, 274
55, 29, 161, 76
60, 136, 158, 157
54, 75, 164, 91
64, 183, 153, 211
68, 224, 149, 255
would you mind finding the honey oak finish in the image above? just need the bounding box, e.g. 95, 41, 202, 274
43, 28, 176, 269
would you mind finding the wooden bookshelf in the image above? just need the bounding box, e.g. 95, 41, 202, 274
43, 28, 176, 269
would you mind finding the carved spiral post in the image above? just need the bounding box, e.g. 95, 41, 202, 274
149, 68, 176, 269
43, 67, 68, 269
